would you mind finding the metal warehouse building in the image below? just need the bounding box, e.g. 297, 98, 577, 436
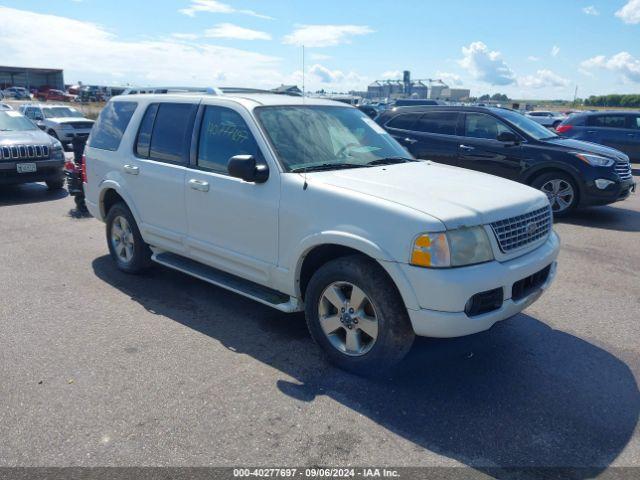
0, 66, 64, 90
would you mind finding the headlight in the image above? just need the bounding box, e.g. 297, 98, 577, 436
571, 152, 614, 167
411, 226, 494, 268
51, 140, 64, 159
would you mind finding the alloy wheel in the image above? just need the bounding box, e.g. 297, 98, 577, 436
541, 179, 575, 213
318, 281, 379, 356
110, 215, 135, 263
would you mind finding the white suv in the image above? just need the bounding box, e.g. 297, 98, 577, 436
84, 93, 560, 374
19, 103, 94, 146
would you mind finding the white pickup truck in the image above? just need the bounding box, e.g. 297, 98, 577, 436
84, 93, 559, 374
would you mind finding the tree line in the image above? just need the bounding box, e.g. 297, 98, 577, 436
584, 94, 640, 108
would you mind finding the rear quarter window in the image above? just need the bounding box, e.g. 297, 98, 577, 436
89, 101, 137, 151
385, 113, 421, 130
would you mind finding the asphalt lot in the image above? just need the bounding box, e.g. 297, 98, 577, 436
0, 169, 639, 476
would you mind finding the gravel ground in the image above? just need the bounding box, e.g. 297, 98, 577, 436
0, 169, 638, 475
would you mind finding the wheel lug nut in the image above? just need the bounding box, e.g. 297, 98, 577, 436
347, 325, 352, 329
349, 308, 354, 314
341, 308, 345, 313
354, 319, 358, 324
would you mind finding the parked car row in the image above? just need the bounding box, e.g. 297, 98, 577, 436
18, 103, 95, 148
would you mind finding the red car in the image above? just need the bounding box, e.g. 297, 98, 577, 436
37, 89, 75, 102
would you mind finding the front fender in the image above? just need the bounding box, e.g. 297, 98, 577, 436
290, 231, 421, 311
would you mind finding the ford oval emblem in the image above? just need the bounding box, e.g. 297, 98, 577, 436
526, 222, 538, 236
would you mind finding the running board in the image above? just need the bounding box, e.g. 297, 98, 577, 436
152, 252, 302, 313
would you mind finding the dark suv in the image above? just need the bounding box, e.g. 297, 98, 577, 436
556, 111, 640, 162
376, 106, 636, 215
0, 109, 65, 189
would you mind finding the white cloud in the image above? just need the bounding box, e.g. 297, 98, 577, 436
551, 45, 560, 57
582, 5, 599, 15
518, 69, 570, 88
171, 33, 199, 41
458, 41, 515, 85
615, 0, 640, 24
436, 71, 463, 86
179, 0, 272, 20
0, 6, 283, 88
283, 24, 374, 48
581, 52, 640, 82
308, 64, 366, 90
380, 70, 402, 79
204, 23, 271, 40
527, 56, 540, 62
310, 53, 332, 61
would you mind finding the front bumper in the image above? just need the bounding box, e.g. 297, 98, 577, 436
0, 158, 64, 185
580, 176, 636, 206
397, 232, 560, 338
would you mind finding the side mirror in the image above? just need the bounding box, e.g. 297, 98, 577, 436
227, 155, 269, 184
37, 123, 46, 131
497, 131, 518, 143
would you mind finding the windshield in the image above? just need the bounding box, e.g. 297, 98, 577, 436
255, 106, 412, 172
0, 111, 38, 131
500, 109, 558, 140
42, 107, 83, 119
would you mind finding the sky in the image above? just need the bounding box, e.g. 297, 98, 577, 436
1, 0, 639, 99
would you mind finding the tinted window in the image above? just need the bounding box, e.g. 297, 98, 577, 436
631, 115, 640, 130
386, 113, 421, 130
197, 106, 259, 174
415, 112, 459, 135
465, 113, 513, 140
587, 115, 627, 129
89, 101, 137, 151
135, 103, 159, 158
148, 103, 197, 164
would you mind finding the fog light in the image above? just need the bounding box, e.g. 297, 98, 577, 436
595, 179, 615, 189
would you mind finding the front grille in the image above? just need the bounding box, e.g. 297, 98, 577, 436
0, 144, 50, 160
490, 206, 552, 253
615, 161, 632, 180
512, 265, 551, 301
67, 122, 93, 129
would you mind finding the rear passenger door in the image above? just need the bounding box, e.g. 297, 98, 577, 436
457, 112, 525, 180
627, 114, 640, 161
384, 111, 462, 166
184, 104, 280, 284
128, 101, 198, 254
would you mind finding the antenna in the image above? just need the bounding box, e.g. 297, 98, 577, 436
302, 44, 308, 190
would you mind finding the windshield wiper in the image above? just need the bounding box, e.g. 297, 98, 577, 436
290, 163, 368, 173
366, 157, 416, 166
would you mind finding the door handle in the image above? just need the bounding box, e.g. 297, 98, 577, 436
123, 164, 139, 175
403, 137, 418, 145
627, 133, 635, 137
188, 179, 209, 192
459, 144, 475, 152
587, 131, 596, 134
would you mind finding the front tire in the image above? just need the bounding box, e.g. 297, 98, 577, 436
531, 172, 578, 217
305, 255, 414, 375
105, 202, 152, 274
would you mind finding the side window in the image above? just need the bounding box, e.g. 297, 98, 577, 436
148, 103, 198, 164
385, 113, 421, 130
465, 113, 513, 140
631, 115, 640, 130
414, 112, 459, 135
135, 103, 159, 158
89, 101, 137, 151
587, 115, 627, 128
197, 106, 259, 174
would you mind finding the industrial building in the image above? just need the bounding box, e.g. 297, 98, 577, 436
367, 70, 470, 102
0, 66, 64, 91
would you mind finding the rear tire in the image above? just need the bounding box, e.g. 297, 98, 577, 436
105, 202, 152, 274
304, 255, 415, 376
531, 172, 578, 217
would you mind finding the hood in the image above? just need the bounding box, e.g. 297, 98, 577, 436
0, 129, 53, 145
309, 161, 549, 229
544, 137, 628, 160
49, 117, 94, 124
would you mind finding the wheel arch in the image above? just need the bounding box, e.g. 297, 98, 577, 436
97, 181, 142, 226
294, 235, 420, 311
523, 165, 583, 204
